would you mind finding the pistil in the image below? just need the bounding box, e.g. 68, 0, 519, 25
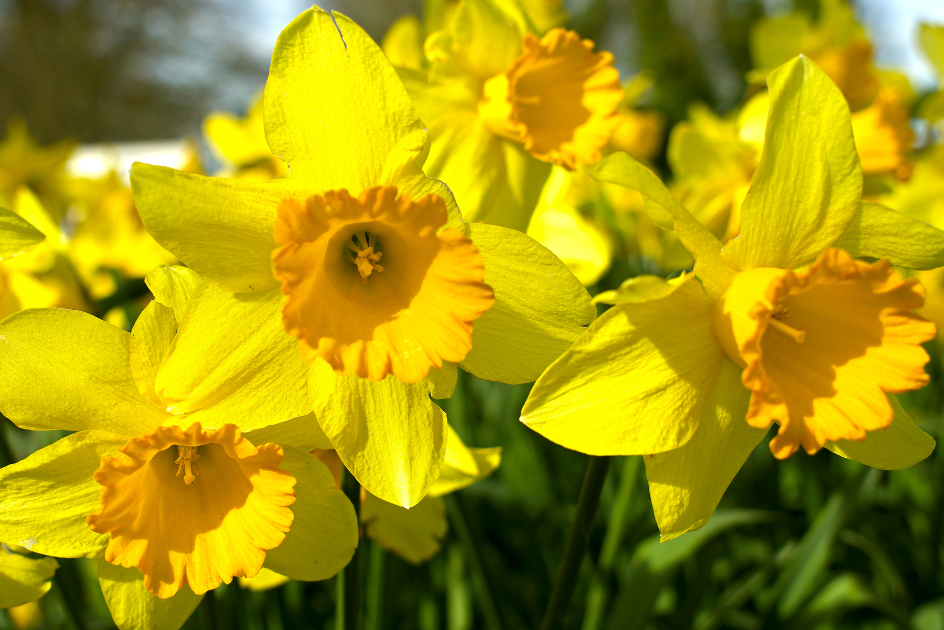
175, 446, 199, 485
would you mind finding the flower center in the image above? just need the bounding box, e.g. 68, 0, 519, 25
87, 423, 296, 598
272, 187, 495, 383
478, 28, 622, 169
175, 445, 199, 485
712, 249, 934, 458
344, 231, 384, 282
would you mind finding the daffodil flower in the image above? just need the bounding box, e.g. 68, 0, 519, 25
1, 190, 88, 318
130, 8, 592, 509
749, 0, 878, 110
521, 57, 944, 540
203, 94, 290, 180
0, 545, 58, 610
399, 0, 622, 230
0, 266, 358, 628
0, 117, 74, 211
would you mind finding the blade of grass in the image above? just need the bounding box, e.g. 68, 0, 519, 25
444, 493, 504, 630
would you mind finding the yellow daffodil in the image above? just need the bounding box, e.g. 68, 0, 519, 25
1, 188, 89, 319
0, 265, 357, 626
130, 8, 592, 509
0, 545, 58, 611
526, 166, 613, 286
0, 117, 74, 215
667, 97, 765, 247
64, 174, 176, 300
749, 0, 878, 110
398, 0, 621, 230
521, 57, 943, 540
203, 95, 291, 180
748, 0, 914, 182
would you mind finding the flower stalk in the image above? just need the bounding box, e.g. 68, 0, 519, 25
338, 468, 362, 630
540, 455, 612, 630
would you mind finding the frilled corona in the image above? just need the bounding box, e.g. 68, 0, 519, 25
272, 186, 495, 383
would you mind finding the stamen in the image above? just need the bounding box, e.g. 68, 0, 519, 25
768, 317, 806, 344
175, 446, 199, 485
355, 247, 384, 282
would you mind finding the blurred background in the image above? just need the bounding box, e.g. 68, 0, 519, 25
1, 0, 942, 145
5, 1, 944, 630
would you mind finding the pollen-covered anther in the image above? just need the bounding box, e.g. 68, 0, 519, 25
345, 232, 384, 282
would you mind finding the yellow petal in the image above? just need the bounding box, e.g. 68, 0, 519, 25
521, 275, 724, 455
262, 445, 358, 581
0, 309, 167, 434
0, 431, 124, 558
920, 23, 944, 80
129, 301, 177, 408
722, 57, 862, 271
239, 567, 290, 591
272, 187, 494, 383
0, 550, 57, 609
361, 493, 447, 564
244, 413, 334, 453
429, 425, 501, 497
131, 163, 305, 293
381, 15, 425, 71
422, 112, 551, 231
446, 0, 524, 80
714, 249, 935, 458
308, 359, 447, 508
0, 207, 44, 261
460, 223, 595, 384
826, 394, 935, 469
645, 357, 767, 541
833, 202, 944, 270
527, 168, 613, 287
591, 152, 734, 298
153, 283, 310, 432
428, 362, 458, 400
593, 274, 682, 305
264, 8, 430, 195
145, 265, 201, 324
87, 423, 296, 598
98, 561, 202, 630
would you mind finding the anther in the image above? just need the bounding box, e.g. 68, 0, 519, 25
175, 446, 199, 485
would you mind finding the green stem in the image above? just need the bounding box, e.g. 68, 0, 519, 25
540, 456, 612, 630
200, 588, 218, 630
364, 540, 386, 630
581, 457, 640, 630
338, 469, 362, 630
52, 573, 89, 630
444, 494, 504, 630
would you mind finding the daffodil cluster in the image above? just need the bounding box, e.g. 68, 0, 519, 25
3, 0, 944, 628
